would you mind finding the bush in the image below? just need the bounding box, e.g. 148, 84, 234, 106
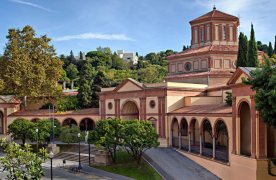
40, 102, 54, 109
56, 96, 79, 112
60, 125, 83, 143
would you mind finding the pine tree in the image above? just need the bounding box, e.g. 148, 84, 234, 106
247, 24, 258, 67
268, 42, 273, 57
79, 51, 83, 60
237, 32, 248, 68
77, 62, 95, 108
274, 36, 276, 54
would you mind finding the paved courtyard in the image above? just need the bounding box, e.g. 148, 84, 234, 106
144, 147, 219, 180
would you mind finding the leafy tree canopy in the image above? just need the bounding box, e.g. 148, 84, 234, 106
8, 118, 34, 145
0, 25, 63, 98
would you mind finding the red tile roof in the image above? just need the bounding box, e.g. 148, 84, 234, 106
170, 104, 232, 115
167, 45, 238, 60
9, 108, 99, 117
190, 9, 239, 24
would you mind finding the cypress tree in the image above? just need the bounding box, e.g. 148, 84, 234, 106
274, 36, 276, 54
247, 24, 258, 67
237, 32, 248, 68
79, 51, 83, 60
77, 61, 95, 108
268, 42, 273, 57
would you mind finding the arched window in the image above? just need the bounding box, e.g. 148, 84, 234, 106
0, 111, 3, 134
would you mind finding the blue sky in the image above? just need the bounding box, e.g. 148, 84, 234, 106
0, 0, 275, 56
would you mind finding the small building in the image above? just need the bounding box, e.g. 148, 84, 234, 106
117, 50, 138, 64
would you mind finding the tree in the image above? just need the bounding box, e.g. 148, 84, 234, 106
60, 124, 81, 143
66, 63, 79, 80
77, 61, 95, 108
0, 25, 63, 98
268, 42, 273, 57
111, 53, 128, 70
89, 119, 124, 163
138, 65, 167, 83
274, 36, 276, 54
247, 24, 259, 67
245, 56, 276, 126
237, 32, 248, 68
225, 92, 232, 106
8, 118, 33, 145
122, 120, 159, 164
79, 51, 84, 60
0, 79, 4, 92
69, 50, 76, 64
91, 71, 111, 108
0, 138, 47, 180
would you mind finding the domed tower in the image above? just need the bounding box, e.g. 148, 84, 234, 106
166, 7, 241, 87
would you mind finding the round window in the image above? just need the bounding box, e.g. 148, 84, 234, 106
108, 102, 113, 110
184, 62, 192, 71
149, 100, 156, 108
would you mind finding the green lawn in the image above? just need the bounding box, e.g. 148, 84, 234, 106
93, 151, 162, 180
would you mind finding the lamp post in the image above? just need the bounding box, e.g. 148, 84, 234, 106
36, 128, 39, 155
49, 151, 54, 180
77, 132, 82, 170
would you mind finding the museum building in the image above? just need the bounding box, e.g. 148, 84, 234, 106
0, 7, 275, 180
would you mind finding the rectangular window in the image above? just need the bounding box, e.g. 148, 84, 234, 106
223, 26, 227, 40
200, 27, 204, 42
206, 26, 210, 41
194, 29, 198, 44
171, 64, 176, 73
177, 63, 183, 72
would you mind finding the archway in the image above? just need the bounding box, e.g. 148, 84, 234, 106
214, 119, 229, 162
62, 118, 77, 128
80, 118, 95, 131
121, 101, 139, 120
171, 118, 179, 147
0, 111, 3, 134
180, 118, 188, 151
147, 117, 157, 131
31, 118, 40, 122
190, 118, 200, 154
239, 102, 251, 156
202, 119, 213, 158
267, 125, 276, 158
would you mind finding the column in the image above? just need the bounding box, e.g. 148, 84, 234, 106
71, 81, 74, 90
200, 134, 202, 155
63, 81, 66, 90
232, 96, 237, 154
179, 132, 181, 149
188, 132, 191, 152
213, 136, 216, 159
4, 108, 7, 135
250, 95, 256, 158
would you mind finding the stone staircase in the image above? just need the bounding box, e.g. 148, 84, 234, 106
54, 144, 96, 165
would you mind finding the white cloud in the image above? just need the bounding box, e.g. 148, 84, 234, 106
10, 0, 54, 13
54, 33, 135, 41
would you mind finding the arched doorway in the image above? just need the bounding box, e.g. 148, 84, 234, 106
62, 118, 77, 128
267, 125, 276, 158
214, 119, 229, 162
121, 101, 139, 120
0, 111, 3, 134
190, 118, 200, 154
31, 118, 40, 122
171, 118, 179, 147
80, 118, 95, 131
239, 102, 251, 156
147, 117, 157, 131
180, 118, 188, 151
202, 119, 213, 158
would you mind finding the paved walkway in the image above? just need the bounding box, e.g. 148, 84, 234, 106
143, 148, 219, 180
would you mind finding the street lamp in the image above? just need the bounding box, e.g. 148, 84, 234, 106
36, 128, 39, 155
49, 151, 54, 180
77, 132, 82, 170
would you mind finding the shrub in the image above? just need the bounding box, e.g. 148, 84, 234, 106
56, 96, 79, 112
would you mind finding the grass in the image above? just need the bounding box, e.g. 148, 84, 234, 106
93, 151, 162, 180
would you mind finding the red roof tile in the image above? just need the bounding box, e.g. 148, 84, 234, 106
190, 9, 239, 24
170, 104, 232, 115
9, 108, 99, 117
167, 45, 238, 60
